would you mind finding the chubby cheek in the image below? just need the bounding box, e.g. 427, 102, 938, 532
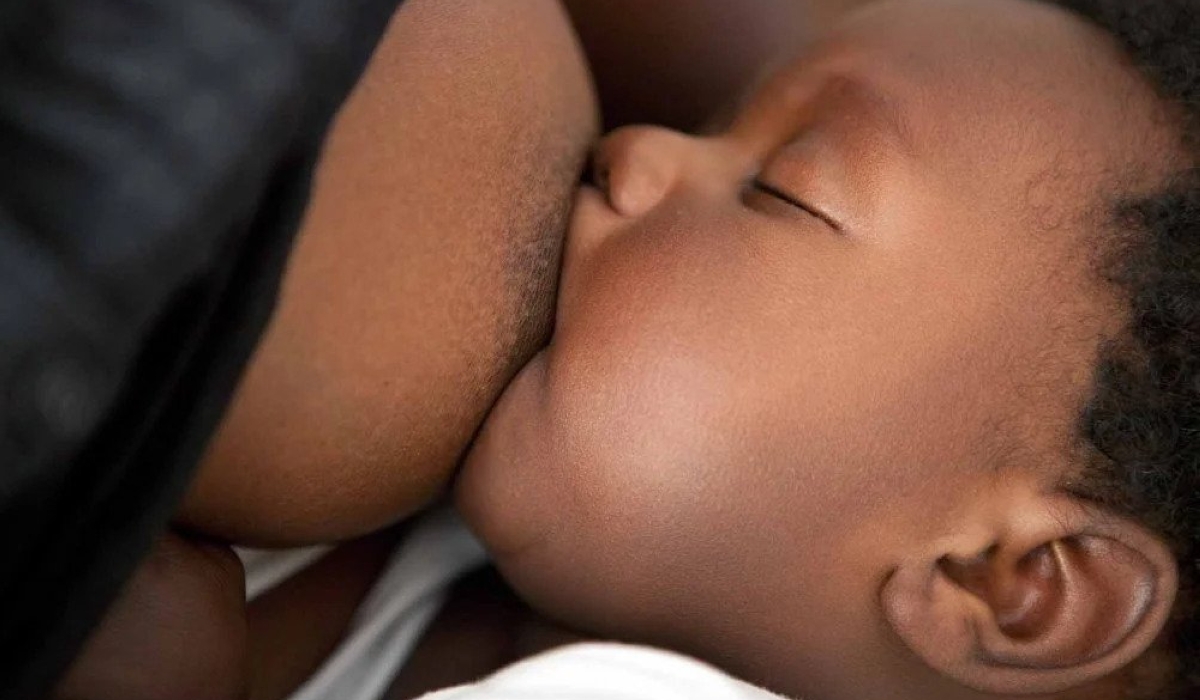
505, 321, 745, 532
460, 247, 775, 623
469, 329, 877, 655
548, 232, 780, 523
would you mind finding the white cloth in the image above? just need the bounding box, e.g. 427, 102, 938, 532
417, 643, 789, 700
238, 509, 488, 700
240, 543, 334, 600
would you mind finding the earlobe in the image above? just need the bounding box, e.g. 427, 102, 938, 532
880, 496, 1178, 696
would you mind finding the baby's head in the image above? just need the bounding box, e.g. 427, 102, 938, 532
456, 1, 1200, 699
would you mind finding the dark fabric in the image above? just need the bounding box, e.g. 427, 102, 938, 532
0, 1, 405, 696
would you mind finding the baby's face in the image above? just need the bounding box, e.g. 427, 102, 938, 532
457, 0, 1172, 697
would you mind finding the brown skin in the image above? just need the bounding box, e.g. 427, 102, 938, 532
54, 532, 248, 700
176, 0, 597, 546
456, 1, 1183, 699
55, 527, 408, 700
560, 0, 875, 131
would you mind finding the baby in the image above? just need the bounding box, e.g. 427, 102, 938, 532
61, 1, 1200, 699
455, 1, 1200, 699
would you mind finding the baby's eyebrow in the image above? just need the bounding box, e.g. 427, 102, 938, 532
822, 73, 916, 156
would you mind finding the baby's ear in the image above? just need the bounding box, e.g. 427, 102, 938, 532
880, 494, 1178, 696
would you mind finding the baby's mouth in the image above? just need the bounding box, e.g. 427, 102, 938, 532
553, 182, 614, 337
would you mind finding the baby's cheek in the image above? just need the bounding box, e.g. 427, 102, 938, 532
489, 347, 749, 605
548, 330, 745, 517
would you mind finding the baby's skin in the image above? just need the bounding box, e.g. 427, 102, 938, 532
457, 2, 1182, 699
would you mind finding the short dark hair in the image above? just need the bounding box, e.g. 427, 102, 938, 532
1046, 1, 1200, 698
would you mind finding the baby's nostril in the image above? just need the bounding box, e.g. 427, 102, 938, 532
595, 164, 610, 191
585, 148, 611, 192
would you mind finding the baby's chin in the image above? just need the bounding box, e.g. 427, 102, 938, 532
454, 349, 557, 560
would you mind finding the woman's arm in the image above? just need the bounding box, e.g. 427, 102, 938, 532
53, 529, 404, 700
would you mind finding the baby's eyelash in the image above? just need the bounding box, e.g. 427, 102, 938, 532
751, 180, 843, 233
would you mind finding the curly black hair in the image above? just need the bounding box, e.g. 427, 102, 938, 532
1044, 1, 1200, 698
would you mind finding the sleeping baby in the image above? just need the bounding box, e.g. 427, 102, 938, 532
454, 1, 1200, 699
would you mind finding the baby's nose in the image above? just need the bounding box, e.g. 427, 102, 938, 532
591, 125, 687, 218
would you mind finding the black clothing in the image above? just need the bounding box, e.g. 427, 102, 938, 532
0, 1, 405, 696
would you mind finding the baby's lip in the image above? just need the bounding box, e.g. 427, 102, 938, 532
555, 184, 609, 334
574, 182, 610, 212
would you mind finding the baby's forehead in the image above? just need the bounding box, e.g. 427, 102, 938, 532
770, 0, 1174, 202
